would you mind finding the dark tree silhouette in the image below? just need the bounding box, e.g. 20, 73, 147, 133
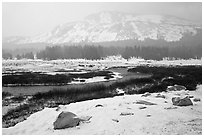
32, 43, 202, 60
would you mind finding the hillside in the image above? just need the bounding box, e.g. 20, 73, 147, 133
2, 11, 202, 59
3, 11, 201, 45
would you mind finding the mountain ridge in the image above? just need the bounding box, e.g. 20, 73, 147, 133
3, 11, 201, 45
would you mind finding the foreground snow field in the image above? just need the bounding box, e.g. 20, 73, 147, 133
3, 85, 202, 135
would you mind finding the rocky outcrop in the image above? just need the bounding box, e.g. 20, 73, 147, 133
53, 111, 80, 130
172, 96, 193, 106
53, 111, 92, 130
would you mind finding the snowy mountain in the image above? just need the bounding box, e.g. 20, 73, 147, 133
3, 11, 201, 45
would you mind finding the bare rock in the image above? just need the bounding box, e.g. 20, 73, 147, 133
164, 106, 178, 110
78, 116, 92, 124
141, 92, 151, 97
193, 98, 201, 102
56, 106, 61, 111
112, 119, 119, 122
53, 111, 80, 130
79, 116, 92, 121
95, 104, 103, 107
188, 95, 194, 98
172, 96, 193, 106
120, 112, 134, 116
134, 100, 157, 105
139, 106, 147, 109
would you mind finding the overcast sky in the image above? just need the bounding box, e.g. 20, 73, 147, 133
2, 2, 202, 37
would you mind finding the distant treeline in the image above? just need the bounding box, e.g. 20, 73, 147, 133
2, 52, 13, 59
3, 44, 202, 60
3, 52, 34, 60
122, 44, 201, 60
36, 44, 202, 60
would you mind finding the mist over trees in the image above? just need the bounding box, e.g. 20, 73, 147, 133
2, 43, 201, 60
35, 44, 201, 60
2, 51, 12, 59
36, 45, 103, 60
122, 44, 202, 60
12, 52, 34, 60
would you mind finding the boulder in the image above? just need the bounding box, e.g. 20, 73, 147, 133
167, 85, 186, 91
193, 98, 201, 102
53, 111, 80, 130
172, 96, 193, 106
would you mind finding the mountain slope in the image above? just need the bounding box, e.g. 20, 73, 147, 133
3, 11, 201, 45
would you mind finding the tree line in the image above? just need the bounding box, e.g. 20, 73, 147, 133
2, 44, 202, 60
2, 51, 34, 60
36, 44, 202, 60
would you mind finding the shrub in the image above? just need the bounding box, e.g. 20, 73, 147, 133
128, 65, 202, 91
2, 92, 12, 99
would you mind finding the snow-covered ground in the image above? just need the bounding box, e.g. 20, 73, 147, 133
2, 57, 201, 86
2, 57, 202, 75
70, 72, 122, 84
3, 85, 202, 135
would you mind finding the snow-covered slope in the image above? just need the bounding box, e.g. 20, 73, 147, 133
2, 85, 202, 135
3, 11, 201, 45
